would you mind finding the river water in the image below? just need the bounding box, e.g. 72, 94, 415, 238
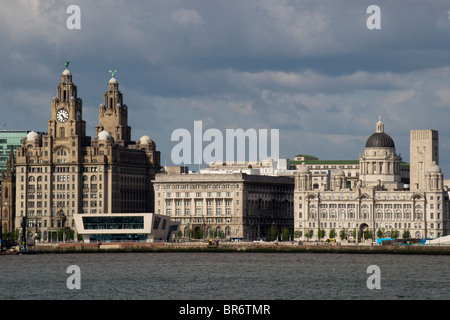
0, 252, 449, 300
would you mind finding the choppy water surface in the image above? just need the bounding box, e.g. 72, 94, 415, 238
1, 252, 449, 299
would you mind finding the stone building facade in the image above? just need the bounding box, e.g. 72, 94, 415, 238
295, 118, 449, 242
153, 173, 294, 241
1, 149, 15, 233
13, 67, 160, 242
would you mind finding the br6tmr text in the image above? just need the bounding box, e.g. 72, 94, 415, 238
223, 305, 270, 315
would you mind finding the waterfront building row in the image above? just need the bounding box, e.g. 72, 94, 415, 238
1, 67, 450, 244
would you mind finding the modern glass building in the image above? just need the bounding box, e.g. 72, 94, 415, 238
74, 213, 180, 243
0, 130, 45, 174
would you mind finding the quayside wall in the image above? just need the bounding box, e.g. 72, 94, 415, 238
29, 242, 450, 255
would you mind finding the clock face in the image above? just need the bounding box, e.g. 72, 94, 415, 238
56, 109, 69, 123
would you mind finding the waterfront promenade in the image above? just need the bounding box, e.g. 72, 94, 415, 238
19, 241, 450, 255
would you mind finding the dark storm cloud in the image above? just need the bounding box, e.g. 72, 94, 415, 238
1, 0, 450, 172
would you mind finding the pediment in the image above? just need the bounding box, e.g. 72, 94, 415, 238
358, 193, 373, 201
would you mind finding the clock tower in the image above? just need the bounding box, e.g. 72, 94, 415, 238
95, 71, 131, 146
48, 65, 86, 141
14, 64, 161, 243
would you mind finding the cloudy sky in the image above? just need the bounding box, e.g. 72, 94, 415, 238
1, 0, 450, 174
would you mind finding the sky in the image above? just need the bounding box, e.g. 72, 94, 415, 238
1, 0, 450, 174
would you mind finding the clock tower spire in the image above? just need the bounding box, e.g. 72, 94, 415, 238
49, 63, 86, 141
95, 70, 131, 146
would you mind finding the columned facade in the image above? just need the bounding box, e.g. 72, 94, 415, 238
295, 119, 449, 242
154, 173, 294, 241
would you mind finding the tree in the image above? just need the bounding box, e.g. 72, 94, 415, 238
364, 229, 373, 240
294, 230, 302, 239
194, 228, 203, 239
281, 227, 290, 241
390, 229, 400, 239
269, 226, 279, 241
329, 228, 336, 239
65, 229, 74, 241
339, 228, 349, 240
317, 228, 325, 241
402, 230, 411, 239
305, 229, 314, 241
377, 228, 384, 239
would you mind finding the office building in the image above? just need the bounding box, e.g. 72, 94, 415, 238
12, 66, 161, 242
154, 172, 294, 241
295, 118, 449, 242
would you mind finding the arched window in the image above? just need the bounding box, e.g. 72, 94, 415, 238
376, 211, 382, 219
225, 226, 231, 237
363, 210, 368, 219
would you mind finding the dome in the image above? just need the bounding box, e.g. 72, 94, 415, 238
333, 168, 345, 176
98, 130, 112, 141
62, 69, 71, 76
139, 135, 152, 144
365, 117, 395, 148
109, 77, 117, 84
26, 131, 39, 141
427, 161, 441, 173
365, 132, 395, 148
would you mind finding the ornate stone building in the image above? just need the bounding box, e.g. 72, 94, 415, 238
295, 118, 449, 242
154, 173, 294, 241
13, 66, 161, 242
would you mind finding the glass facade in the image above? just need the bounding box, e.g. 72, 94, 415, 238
89, 233, 147, 242
0, 130, 28, 172
0, 130, 45, 178
82, 216, 145, 230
